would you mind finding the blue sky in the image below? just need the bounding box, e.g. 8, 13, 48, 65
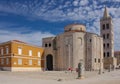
0, 0, 120, 50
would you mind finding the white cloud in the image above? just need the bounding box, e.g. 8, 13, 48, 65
0, 0, 120, 50
110, 0, 120, 2
0, 0, 119, 22
73, 0, 79, 6
0, 30, 55, 46
79, 0, 89, 6
113, 18, 120, 51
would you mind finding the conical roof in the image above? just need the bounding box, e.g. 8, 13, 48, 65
103, 7, 110, 18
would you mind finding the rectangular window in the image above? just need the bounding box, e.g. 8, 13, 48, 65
107, 43, 109, 48
103, 24, 105, 30
107, 52, 110, 57
98, 59, 100, 63
104, 52, 106, 57
103, 34, 105, 39
38, 52, 41, 57
29, 50, 32, 56
1, 48, 3, 55
18, 48, 22, 55
90, 39, 92, 42
6, 58, 9, 65
95, 58, 96, 63
107, 34, 109, 39
106, 23, 109, 29
38, 60, 41, 65
1, 58, 4, 65
29, 60, 32, 65
18, 59, 22, 65
103, 44, 105, 49
6, 47, 9, 54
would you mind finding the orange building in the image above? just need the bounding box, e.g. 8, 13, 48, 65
0, 40, 44, 71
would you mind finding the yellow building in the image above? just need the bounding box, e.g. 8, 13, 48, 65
0, 40, 44, 71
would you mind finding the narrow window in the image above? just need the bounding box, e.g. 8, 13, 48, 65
38, 60, 41, 65
29, 50, 32, 56
107, 43, 109, 48
1, 48, 3, 55
38, 52, 41, 57
103, 34, 105, 39
90, 39, 92, 42
106, 23, 109, 29
107, 52, 109, 57
6, 58, 9, 65
18, 59, 22, 65
103, 44, 105, 48
6, 47, 9, 54
95, 58, 96, 63
107, 34, 109, 39
78, 37, 82, 45
1, 58, 4, 65
18, 47, 22, 55
49, 43, 51, 47
45, 44, 47, 47
29, 60, 32, 65
98, 59, 100, 63
103, 24, 105, 30
104, 52, 106, 57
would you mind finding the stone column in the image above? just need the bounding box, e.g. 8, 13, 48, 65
108, 64, 112, 72
77, 60, 84, 79
98, 69, 102, 74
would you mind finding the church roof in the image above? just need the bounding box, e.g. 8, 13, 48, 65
64, 24, 86, 32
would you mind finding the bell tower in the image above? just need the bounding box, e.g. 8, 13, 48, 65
100, 7, 117, 69
100, 7, 114, 58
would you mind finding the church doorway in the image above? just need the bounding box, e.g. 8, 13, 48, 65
46, 54, 53, 70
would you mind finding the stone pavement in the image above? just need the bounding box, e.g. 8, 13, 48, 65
0, 70, 120, 84
0, 70, 99, 80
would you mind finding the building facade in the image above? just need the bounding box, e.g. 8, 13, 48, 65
114, 51, 120, 66
0, 40, 44, 71
43, 24, 103, 71
100, 7, 117, 69
0, 7, 117, 72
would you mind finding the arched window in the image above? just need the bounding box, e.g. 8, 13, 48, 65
45, 44, 48, 47
49, 43, 51, 47
78, 37, 82, 45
